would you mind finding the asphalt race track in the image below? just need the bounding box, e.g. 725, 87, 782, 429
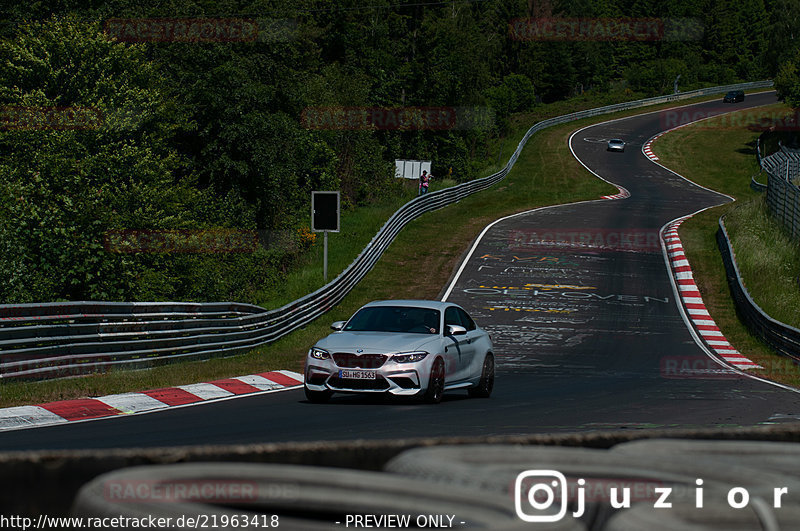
2, 92, 800, 451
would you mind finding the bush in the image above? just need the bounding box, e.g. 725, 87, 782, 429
775, 51, 800, 108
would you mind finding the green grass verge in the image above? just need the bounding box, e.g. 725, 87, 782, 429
652, 102, 800, 387
725, 198, 800, 328
0, 90, 736, 407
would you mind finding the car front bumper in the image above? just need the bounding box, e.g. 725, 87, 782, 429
305, 356, 434, 396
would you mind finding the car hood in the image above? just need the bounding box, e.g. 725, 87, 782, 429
315, 331, 440, 353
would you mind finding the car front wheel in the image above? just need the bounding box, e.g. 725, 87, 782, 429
468, 354, 494, 398
422, 357, 445, 404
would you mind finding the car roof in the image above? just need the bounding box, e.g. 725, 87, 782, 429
609, 138, 624, 143
360, 299, 456, 311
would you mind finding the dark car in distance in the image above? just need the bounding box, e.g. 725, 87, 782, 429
723, 90, 745, 103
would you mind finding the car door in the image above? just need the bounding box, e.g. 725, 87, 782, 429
444, 306, 476, 383
456, 307, 485, 379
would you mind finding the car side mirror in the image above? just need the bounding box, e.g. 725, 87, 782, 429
331, 321, 345, 331
446, 324, 467, 336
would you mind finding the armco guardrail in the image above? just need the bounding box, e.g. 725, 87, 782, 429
717, 217, 800, 362
0, 80, 774, 380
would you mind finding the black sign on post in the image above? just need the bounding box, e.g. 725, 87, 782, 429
311, 191, 340, 283
312, 191, 340, 233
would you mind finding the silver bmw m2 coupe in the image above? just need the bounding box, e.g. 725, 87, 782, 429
304, 300, 494, 404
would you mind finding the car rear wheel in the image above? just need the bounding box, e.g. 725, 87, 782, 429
304, 385, 333, 403
422, 357, 445, 404
468, 354, 494, 398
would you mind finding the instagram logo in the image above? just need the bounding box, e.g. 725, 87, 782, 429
514, 470, 568, 522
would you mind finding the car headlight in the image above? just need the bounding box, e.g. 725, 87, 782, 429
390, 351, 429, 363
308, 347, 331, 360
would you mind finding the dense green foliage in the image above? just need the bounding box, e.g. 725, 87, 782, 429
776, 48, 800, 107
0, 18, 278, 302
0, 0, 797, 303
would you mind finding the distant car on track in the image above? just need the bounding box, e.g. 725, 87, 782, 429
723, 90, 745, 103
304, 300, 494, 404
607, 138, 626, 152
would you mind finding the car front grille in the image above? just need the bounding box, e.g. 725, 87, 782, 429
328, 376, 390, 391
332, 353, 387, 369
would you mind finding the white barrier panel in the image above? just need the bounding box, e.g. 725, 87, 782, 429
395, 160, 432, 179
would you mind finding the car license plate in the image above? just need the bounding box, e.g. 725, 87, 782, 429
339, 369, 377, 380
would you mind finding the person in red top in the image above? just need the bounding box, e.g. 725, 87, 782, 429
418, 170, 432, 196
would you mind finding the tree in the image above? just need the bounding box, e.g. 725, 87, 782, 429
775, 50, 800, 107
765, 0, 800, 75
486, 74, 536, 132
0, 16, 253, 302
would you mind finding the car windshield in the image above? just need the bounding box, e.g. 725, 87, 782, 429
344, 306, 441, 334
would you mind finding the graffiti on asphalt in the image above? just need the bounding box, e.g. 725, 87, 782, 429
467, 286, 668, 305
485, 323, 665, 349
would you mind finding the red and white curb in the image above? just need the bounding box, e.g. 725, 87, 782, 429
663, 220, 761, 370
0, 370, 303, 432
602, 185, 631, 200
643, 118, 701, 162
643, 133, 663, 161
